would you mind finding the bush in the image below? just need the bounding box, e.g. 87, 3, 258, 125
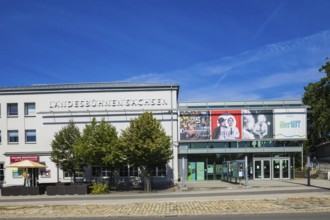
89, 182, 109, 194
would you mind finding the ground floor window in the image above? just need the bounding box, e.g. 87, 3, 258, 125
182, 153, 295, 181
152, 165, 167, 177
119, 165, 138, 177
64, 171, 84, 178
0, 163, 4, 181
91, 166, 112, 178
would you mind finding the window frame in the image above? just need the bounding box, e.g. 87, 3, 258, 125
7, 103, 18, 117
24, 103, 36, 117
120, 165, 138, 177
25, 129, 36, 143
8, 130, 19, 143
152, 165, 167, 177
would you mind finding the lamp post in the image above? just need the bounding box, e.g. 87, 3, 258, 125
307, 154, 311, 186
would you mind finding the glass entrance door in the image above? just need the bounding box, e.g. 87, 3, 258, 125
254, 159, 271, 180
272, 159, 290, 179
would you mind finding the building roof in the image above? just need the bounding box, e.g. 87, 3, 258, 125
0, 82, 180, 94
179, 100, 307, 110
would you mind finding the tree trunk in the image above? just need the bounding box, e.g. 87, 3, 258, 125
144, 174, 152, 192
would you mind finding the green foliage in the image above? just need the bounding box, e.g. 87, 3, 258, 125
120, 112, 172, 175
303, 58, 330, 149
50, 121, 84, 180
89, 182, 109, 194
74, 118, 123, 169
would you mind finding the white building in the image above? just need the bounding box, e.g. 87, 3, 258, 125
0, 82, 179, 187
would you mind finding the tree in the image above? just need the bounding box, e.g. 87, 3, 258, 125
74, 118, 122, 184
50, 121, 83, 183
119, 112, 172, 192
303, 58, 330, 151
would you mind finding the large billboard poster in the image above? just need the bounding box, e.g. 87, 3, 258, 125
179, 108, 306, 141
273, 108, 307, 139
242, 110, 273, 139
211, 110, 242, 140
179, 111, 210, 140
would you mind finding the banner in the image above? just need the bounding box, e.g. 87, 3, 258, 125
180, 111, 210, 140
10, 155, 39, 162
242, 110, 273, 140
211, 110, 242, 140
179, 108, 306, 141
273, 109, 307, 139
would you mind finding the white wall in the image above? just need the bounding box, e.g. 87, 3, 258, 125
0, 87, 179, 185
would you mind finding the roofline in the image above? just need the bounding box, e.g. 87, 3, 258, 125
0, 82, 180, 95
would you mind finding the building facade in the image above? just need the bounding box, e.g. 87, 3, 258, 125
0, 83, 179, 187
178, 101, 307, 182
0, 83, 308, 187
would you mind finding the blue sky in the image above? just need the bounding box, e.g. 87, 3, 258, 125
0, 0, 329, 101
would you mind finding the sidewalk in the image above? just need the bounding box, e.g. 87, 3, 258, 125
0, 178, 329, 218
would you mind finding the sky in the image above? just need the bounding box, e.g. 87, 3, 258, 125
0, 0, 329, 101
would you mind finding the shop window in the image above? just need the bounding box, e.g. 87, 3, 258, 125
39, 162, 51, 178
0, 163, 4, 181
7, 103, 18, 117
25, 130, 36, 143
25, 103, 36, 116
8, 130, 19, 143
152, 165, 167, 177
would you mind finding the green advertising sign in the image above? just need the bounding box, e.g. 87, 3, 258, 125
232, 162, 238, 178
196, 162, 204, 180
188, 162, 196, 181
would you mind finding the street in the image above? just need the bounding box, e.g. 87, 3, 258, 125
1, 212, 329, 220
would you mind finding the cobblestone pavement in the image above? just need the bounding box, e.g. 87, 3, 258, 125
1, 196, 330, 218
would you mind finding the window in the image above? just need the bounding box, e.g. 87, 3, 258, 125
25, 103, 36, 116
92, 166, 101, 177
119, 165, 129, 177
0, 163, 4, 181
8, 130, 19, 143
91, 166, 111, 177
101, 168, 111, 177
119, 165, 138, 177
0, 130, 1, 144
64, 171, 84, 178
25, 130, 36, 143
152, 165, 167, 177
7, 103, 18, 117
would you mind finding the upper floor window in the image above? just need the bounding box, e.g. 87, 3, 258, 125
7, 103, 18, 117
8, 130, 19, 143
25, 103, 36, 117
25, 130, 36, 143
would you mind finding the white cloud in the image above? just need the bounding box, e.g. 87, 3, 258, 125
124, 30, 330, 102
